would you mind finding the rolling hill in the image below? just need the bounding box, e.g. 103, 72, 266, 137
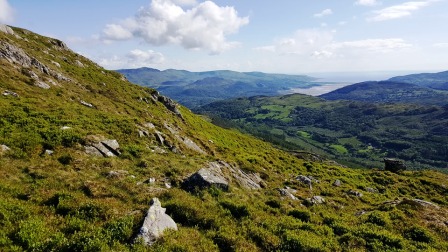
1, 24, 448, 251
117, 67, 323, 107
388, 70, 448, 90
320, 81, 448, 105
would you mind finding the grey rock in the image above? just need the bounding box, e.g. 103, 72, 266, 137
411, 199, 440, 209
2, 90, 18, 97
136, 198, 178, 246
181, 137, 206, 154
333, 179, 342, 187
93, 142, 115, 157
165, 182, 172, 189
53, 72, 71, 82
348, 190, 363, 197
231, 166, 263, 190
60, 126, 71, 130
154, 131, 165, 145
365, 187, 378, 193
384, 158, 406, 173
157, 94, 182, 117
306, 196, 325, 205
150, 146, 167, 154
84, 146, 103, 157
50, 39, 69, 50
35, 81, 51, 89
107, 170, 129, 179
355, 210, 368, 216
144, 122, 156, 129
297, 175, 312, 188
44, 149, 54, 155
1, 144, 11, 153
183, 164, 229, 191
80, 100, 94, 108
75, 60, 84, 67
138, 130, 149, 137
51, 61, 61, 68
101, 139, 121, 155
0, 24, 14, 35
279, 187, 298, 200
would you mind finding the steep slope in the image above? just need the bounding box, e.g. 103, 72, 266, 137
1, 25, 448, 251
198, 93, 448, 170
389, 70, 448, 90
319, 81, 448, 105
117, 67, 320, 107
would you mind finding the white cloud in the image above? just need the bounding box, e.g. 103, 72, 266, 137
96, 49, 165, 69
314, 9, 333, 18
369, 1, 436, 21
0, 0, 14, 23
355, 0, 379, 6
255, 29, 412, 59
433, 43, 448, 48
102, 0, 249, 54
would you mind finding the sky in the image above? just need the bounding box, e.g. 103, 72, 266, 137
1, 0, 448, 75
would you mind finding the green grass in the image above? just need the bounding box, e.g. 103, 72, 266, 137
1, 26, 448, 251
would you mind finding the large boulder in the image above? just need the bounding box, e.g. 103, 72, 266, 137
85, 139, 121, 157
384, 158, 406, 173
136, 198, 178, 246
182, 161, 264, 191
0, 24, 14, 35
182, 162, 229, 191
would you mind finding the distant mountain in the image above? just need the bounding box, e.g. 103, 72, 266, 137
388, 70, 448, 90
320, 81, 448, 105
117, 67, 321, 107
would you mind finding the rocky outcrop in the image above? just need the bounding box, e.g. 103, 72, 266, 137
136, 198, 178, 246
306, 196, 325, 205
182, 161, 264, 191
384, 158, 406, 173
183, 162, 229, 191
164, 124, 206, 154
2, 90, 18, 97
155, 93, 182, 118
84, 139, 121, 157
0, 24, 14, 35
279, 187, 298, 200
348, 189, 363, 197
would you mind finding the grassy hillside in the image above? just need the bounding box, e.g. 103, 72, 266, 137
320, 81, 448, 105
1, 26, 448, 251
198, 94, 448, 170
117, 67, 321, 107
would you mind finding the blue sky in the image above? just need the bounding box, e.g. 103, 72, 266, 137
1, 0, 448, 74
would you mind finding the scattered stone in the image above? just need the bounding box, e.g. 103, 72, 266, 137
278, 187, 298, 200
2, 90, 18, 97
51, 61, 61, 68
35, 81, 51, 89
0, 24, 14, 35
84, 146, 103, 157
138, 130, 149, 138
355, 210, 368, 216
154, 131, 165, 145
181, 137, 206, 154
333, 179, 342, 187
182, 163, 229, 191
365, 187, 379, 193
135, 198, 178, 246
348, 190, 363, 197
409, 199, 440, 209
1, 144, 11, 153
75, 60, 84, 67
296, 175, 313, 188
53, 72, 71, 82
150, 146, 167, 154
384, 158, 406, 173
157, 94, 182, 117
144, 122, 156, 129
208, 139, 214, 144
85, 139, 121, 157
60, 126, 71, 130
306, 196, 325, 205
50, 39, 69, 50
80, 100, 94, 108
146, 178, 156, 184
165, 182, 172, 189
44, 149, 54, 155
107, 170, 129, 179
